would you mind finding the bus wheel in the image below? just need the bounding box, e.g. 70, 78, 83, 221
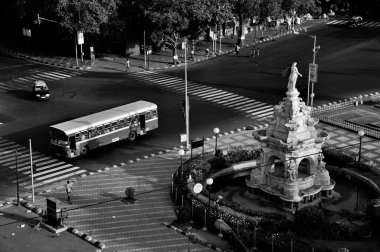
128, 131, 137, 142
80, 146, 89, 156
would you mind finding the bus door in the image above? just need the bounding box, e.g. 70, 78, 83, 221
69, 136, 76, 150
139, 114, 146, 131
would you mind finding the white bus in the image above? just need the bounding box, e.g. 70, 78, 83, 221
49, 100, 158, 158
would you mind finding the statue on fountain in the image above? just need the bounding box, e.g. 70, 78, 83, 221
287, 62, 303, 92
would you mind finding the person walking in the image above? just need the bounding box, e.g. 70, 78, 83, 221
125, 58, 131, 71
65, 180, 74, 204
235, 44, 240, 56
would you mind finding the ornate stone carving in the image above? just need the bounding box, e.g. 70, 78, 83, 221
287, 62, 303, 92
285, 159, 297, 182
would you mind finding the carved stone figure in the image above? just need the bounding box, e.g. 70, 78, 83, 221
285, 159, 297, 182
287, 62, 302, 91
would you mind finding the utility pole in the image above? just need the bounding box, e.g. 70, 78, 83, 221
144, 30, 147, 69
310, 35, 317, 106
15, 150, 20, 206
184, 40, 190, 150
29, 139, 35, 202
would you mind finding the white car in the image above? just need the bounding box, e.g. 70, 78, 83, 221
32, 80, 50, 100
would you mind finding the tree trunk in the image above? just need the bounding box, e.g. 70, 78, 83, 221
237, 13, 243, 45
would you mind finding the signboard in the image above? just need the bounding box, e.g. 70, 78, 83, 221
77, 31, 84, 45
309, 63, 318, 82
22, 28, 31, 37
180, 134, 187, 143
191, 138, 204, 149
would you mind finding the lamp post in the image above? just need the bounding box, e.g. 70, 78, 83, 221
206, 178, 214, 213
358, 130, 365, 162
213, 127, 220, 154
178, 149, 185, 181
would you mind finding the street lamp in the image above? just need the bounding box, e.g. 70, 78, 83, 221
213, 127, 220, 154
294, 29, 320, 106
178, 149, 185, 181
358, 130, 365, 162
206, 178, 214, 213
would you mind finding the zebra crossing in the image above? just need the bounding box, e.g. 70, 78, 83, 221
129, 71, 274, 120
0, 137, 86, 189
326, 19, 380, 28
0, 67, 82, 93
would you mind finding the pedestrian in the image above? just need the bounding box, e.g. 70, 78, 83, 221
235, 44, 240, 56
249, 48, 254, 59
65, 180, 74, 204
125, 58, 131, 71
205, 48, 209, 58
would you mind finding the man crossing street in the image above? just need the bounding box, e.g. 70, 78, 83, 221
65, 180, 74, 204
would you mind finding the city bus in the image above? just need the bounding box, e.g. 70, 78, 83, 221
49, 100, 158, 158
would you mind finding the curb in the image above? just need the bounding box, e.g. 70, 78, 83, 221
0, 48, 89, 70
163, 222, 233, 252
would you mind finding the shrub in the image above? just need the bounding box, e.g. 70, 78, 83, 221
221, 145, 262, 164
189, 160, 211, 182
294, 206, 351, 240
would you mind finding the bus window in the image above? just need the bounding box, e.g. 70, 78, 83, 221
104, 123, 111, 133
146, 111, 152, 120
75, 133, 81, 141
126, 117, 131, 127
152, 109, 157, 118
119, 119, 125, 127
111, 121, 117, 130
89, 128, 95, 137
81, 131, 88, 140
132, 115, 139, 125
96, 126, 103, 135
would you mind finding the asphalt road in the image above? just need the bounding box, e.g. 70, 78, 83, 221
1, 22, 379, 196
163, 22, 380, 106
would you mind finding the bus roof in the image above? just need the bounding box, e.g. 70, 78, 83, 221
50, 100, 157, 135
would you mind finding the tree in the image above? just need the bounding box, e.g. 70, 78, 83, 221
282, 0, 317, 17
144, 0, 232, 62
230, 0, 260, 45
56, 0, 117, 34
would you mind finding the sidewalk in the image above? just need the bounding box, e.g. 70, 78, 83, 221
0, 19, 328, 73
1, 119, 380, 251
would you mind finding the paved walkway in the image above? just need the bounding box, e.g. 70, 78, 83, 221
0, 20, 328, 73
2, 119, 380, 251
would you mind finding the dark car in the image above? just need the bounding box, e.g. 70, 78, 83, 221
347, 16, 363, 27
32, 80, 50, 100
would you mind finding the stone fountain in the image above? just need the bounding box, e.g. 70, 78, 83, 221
246, 62, 334, 212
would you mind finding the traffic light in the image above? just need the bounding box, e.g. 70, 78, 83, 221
32, 162, 37, 173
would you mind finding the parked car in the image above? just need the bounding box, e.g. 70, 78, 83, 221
347, 16, 363, 27
32, 80, 50, 100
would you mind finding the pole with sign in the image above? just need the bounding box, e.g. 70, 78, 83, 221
77, 31, 84, 63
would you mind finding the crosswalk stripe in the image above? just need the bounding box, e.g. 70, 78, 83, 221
0, 68, 82, 92
129, 72, 273, 120
0, 138, 85, 188
25, 169, 86, 189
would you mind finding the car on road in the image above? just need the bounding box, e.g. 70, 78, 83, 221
32, 80, 50, 100
347, 16, 363, 27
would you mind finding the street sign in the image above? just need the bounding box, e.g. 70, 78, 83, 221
77, 31, 84, 45
309, 63, 318, 82
180, 134, 187, 143
22, 28, 32, 37
191, 138, 204, 149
